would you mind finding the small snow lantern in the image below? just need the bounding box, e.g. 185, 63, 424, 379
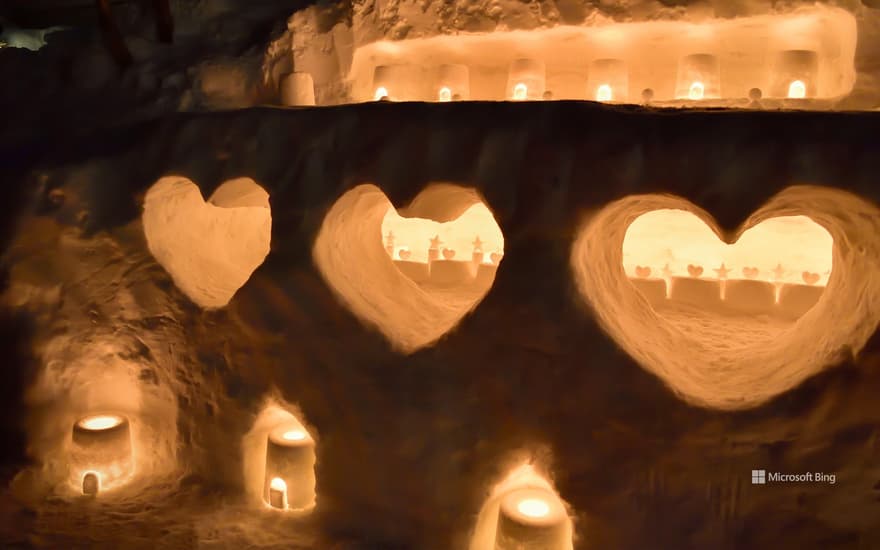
675, 54, 721, 100
280, 72, 316, 106
494, 487, 569, 550
507, 59, 546, 101
436, 64, 470, 101
70, 414, 133, 494
371, 65, 419, 101
770, 50, 819, 99
587, 58, 629, 103
263, 425, 316, 511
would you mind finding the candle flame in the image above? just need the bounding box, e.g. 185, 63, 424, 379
788, 80, 807, 99
596, 84, 613, 102
688, 81, 705, 100
374, 86, 389, 101
282, 429, 306, 441
438, 86, 452, 102
512, 82, 528, 101
78, 415, 123, 431
270, 477, 287, 491
516, 498, 551, 518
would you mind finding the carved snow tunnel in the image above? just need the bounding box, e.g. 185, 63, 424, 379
571, 186, 880, 410
313, 183, 505, 353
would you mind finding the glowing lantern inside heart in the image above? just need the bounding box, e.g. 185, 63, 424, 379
381, 199, 503, 289
788, 80, 807, 99
70, 414, 133, 494
571, 187, 880, 409
264, 424, 316, 511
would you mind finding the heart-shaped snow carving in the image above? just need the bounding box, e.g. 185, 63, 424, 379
687, 264, 704, 277
802, 271, 820, 285
572, 186, 880, 409
635, 266, 652, 278
142, 176, 272, 308
313, 183, 505, 353
742, 266, 759, 279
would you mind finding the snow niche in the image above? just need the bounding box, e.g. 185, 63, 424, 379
469, 463, 574, 550
312, 183, 505, 353
20, 335, 178, 500
241, 400, 317, 514
571, 186, 880, 410
342, 5, 856, 105
142, 176, 272, 309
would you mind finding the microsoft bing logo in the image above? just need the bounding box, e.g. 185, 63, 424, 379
751, 469, 766, 484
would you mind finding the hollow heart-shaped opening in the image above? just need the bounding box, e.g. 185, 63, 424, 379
313, 183, 505, 353
624, 211, 833, 321
142, 176, 272, 309
572, 186, 880, 409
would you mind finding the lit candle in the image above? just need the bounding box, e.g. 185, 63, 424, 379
438, 86, 452, 102
788, 80, 807, 99
70, 414, 133, 494
596, 84, 613, 102
689, 81, 705, 100
374, 86, 389, 101
512, 83, 528, 101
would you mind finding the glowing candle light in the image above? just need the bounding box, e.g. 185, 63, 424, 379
268, 477, 288, 509
374, 86, 389, 101
495, 487, 569, 550
438, 86, 452, 102
788, 79, 807, 99
282, 430, 306, 441
512, 83, 528, 101
517, 498, 551, 518
71, 414, 133, 494
689, 81, 705, 100
596, 84, 613, 102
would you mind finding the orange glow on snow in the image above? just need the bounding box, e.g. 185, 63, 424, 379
516, 498, 550, 518
381, 203, 503, 266
270, 477, 287, 491
282, 430, 306, 441
470, 463, 573, 550
78, 415, 124, 431
788, 80, 807, 98
622, 210, 833, 287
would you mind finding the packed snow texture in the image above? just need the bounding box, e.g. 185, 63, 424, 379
2, 58, 880, 550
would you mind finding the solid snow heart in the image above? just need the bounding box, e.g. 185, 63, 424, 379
142, 176, 272, 308
313, 183, 505, 353
572, 186, 880, 410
